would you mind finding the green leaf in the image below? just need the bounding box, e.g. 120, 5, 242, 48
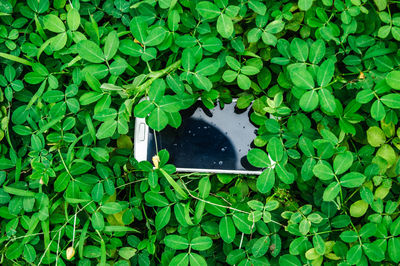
90, 147, 109, 162
350, 200, 368, 217
54, 172, 70, 192
333, 151, 353, 175
134, 100, 155, 118
6, 242, 22, 260
237, 74, 251, 90
279, 254, 301, 266
290, 38, 309, 62
93, 108, 118, 122
189, 253, 207, 266
119, 39, 142, 56
101, 202, 123, 214
193, 74, 212, 91
196, 1, 220, 19
170, 253, 189, 266
49, 32, 67, 51
217, 14, 233, 38
104, 31, 119, 60
252, 236, 270, 258
313, 234, 325, 255
371, 100, 386, 121
198, 177, 211, 199
201, 37, 222, 53
91, 182, 104, 202
323, 182, 340, 201
317, 59, 335, 87
226, 56, 241, 70
363, 242, 385, 262
300, 90, 319, 112
159, 168, 188, 199
367, 126, 386, 147
241, 66, 260, 75
119, 247, 137, 260
248, 0, 266, 15
182, 48, 196, 71
168, 10, 180, 31
83, 245, 101, 258
92, 212, 105, 230
381, 94, 400, 109
257, 168, 275, 193
3, 186, 35, 197
309, 40, 326, 64
290, 67, 314, 89
96, 120, 117, 139
247, 148, 270, 168
233, 212, 253, 234
340, 172, 366, 188
78, 40, 105, 63
67, 8, 80, 31
374, 0, 387, 11
313, 163, 334, 180
145, 191, 169, 207
0, 158, 15, 170
104, 226, 139, 233
145, 26, 167, 46
347, 244, 362, 264
267, 137, 283, 162
164, 235, 189, 250
43, 14, 65, 33
195, 58, 219, 76
386, 71, 400, 90
318, 89, 336, 113
190, 236, 213, 251
298, 0, 313, 10
130, 16, 147, 44
155, 206, 171, 230
219, 216, 236, 243
340, 231, 359, 243
388, 238, 400, 263
175, 35, 197, 48
275, 163, 295, 184
227, 249, 246, 265
23, 244, 36, 263
222, 70, 237, 82
390, 216, 400, 235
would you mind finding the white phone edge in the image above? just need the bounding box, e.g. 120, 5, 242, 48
133, 99, 273, 175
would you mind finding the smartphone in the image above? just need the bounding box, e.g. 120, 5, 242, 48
134, 99, 262, 174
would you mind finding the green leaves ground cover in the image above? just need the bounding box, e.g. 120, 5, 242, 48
0, 0, 400, 265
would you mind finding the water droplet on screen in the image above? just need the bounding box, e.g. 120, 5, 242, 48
221, 147, 226, 152
197, 126, 200, 129
243, 126, 245, 128
193, 133, 196, 136
188, 130, 191, 133
203, 126, 208, 129
239, 149, 242, 152
213, 161, 216, 164
218, 161, 223, 165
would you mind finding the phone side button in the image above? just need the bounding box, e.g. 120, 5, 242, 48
139, 123, 146, 141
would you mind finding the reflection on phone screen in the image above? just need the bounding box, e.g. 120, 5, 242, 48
147, 101, 261, 172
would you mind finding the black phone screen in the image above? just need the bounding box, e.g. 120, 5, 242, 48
147, 101, 260, 172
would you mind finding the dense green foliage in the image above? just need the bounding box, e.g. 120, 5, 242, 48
0, 0, 400, 265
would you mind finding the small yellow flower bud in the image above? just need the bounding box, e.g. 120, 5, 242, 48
66, 246, 75, 260
152, 155, 160, 169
